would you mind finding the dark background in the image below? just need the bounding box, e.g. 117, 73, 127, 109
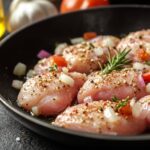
0, 1, 150, 150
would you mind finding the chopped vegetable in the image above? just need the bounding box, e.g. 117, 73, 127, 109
26, 69, 36, 78
93, 47, 104, 56
118, 103, 132, 116
50, 55, 67, 67
70, 37, 85, 44
59, 73, 74, 86
37, 50, 50, 59
55, 43, 68, 55
137, 48, 150, 61
115, 97, 129, 111
104, 107, 119, 122
112, 96, 119, 102
13, 62, 27, 76
49, 64, 58, 72
83, 32, 97, 40
12, 80, 23, 90
143, 72, 150, 83
102, 49, 131, 74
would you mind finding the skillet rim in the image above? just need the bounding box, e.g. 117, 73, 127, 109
1, 5, 150, 141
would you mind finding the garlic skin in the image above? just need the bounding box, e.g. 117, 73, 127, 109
9, 0, 58, 32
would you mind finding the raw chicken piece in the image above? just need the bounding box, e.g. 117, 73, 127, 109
78, 68, 148, 103
17, 71, 86, 116
117, 29, 150, 62
53, 100, 146, 135
132, 95, 150, 126
63, 41, 116, 74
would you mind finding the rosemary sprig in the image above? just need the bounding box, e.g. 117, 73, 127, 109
102, 49, 131, 74
111, 96, 120, 102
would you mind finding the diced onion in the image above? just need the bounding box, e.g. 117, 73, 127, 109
146, 83, 150, 93
103, 38, 115, 47
55, 43, 68, 55
104, 107, 119, 122
32, 106, 39, 116
132, 102, 142, 118
37, 50, 50, 59
70, 37, 85, 45
12, 80, 23, 90
133, 62, 144, 71
13, 62, 27, 76
26, 69, 36, 78
93, 47, 104, 56
83, 96, 93, 103
62, 67, 69, 73
59, 73, 74, 86
130, 98, 136, 107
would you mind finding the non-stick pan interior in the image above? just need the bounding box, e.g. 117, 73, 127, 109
1, 6, 150, 143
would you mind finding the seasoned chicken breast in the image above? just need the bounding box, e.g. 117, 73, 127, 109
117, 29, 150, 62
63, 41, 115, 74
17, 71, 86, 116
53, 100, 146, 135
132, 95, 150, 126
78, 68, 148, 103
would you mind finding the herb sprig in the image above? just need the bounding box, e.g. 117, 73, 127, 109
49, 64, 58, 72
102, 49, 131, 74
115, 97, 129, 111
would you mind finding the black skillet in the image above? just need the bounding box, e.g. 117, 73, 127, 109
0, 5, 150, 146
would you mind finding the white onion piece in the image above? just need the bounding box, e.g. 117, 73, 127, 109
55, 43, 68, 55
146, 83, 150, 93
130, 98, 136, 108
59, 73, 74, 86
70, 37, 85, 44
12, 80, 23, 90
32, 106, 39, 116
62, 67, 69, 73
13, 62, 27, 76
83, 96, 93, 103
93, 47, 104, 56
26, 69, 36, 78
104, 107, 119, 123
103, 38, 115, 47
132, 102, 142, 118
133, 62, 144, 71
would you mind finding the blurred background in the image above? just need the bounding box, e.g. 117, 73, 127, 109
0, 0, 149, 39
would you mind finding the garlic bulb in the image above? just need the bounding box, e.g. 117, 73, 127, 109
9, 0, 58, 32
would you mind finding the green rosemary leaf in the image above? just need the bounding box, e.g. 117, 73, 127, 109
102, 49, 131, 74
112, 96, 120, 102
49, 64, 58, 72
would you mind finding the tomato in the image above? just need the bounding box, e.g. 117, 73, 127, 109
137, 48, 150, 61
50, 55, 67, 67
143, 72, 150, 83
119, 104, 132, 116
83, 32, 97, 40
60, 0, 109, 13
